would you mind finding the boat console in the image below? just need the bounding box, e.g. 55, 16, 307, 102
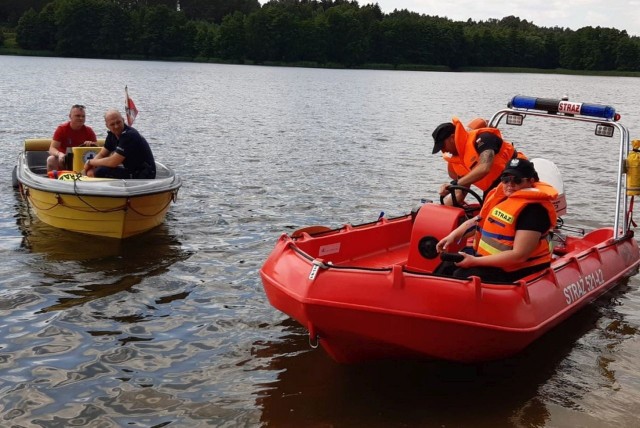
71, 146, 102, 172
406, 203, 467, 273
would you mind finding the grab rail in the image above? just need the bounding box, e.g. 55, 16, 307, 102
488, 98, 631, 240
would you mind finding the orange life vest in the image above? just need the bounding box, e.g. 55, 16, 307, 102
474, 182, 558, 272
47, 170, 75, 179
443, 117, 526, 191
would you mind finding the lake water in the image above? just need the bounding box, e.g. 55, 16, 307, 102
1, 55, 640, 427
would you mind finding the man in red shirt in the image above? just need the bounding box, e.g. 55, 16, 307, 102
47, 104, 98, 172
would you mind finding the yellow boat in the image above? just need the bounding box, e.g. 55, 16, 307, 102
14, 139, 182, 239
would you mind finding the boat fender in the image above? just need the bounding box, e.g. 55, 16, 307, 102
12, 166, 18, 188
418, 236, 439, 259
626, 139, 640, 195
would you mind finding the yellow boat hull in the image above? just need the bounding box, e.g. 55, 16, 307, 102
23, 186, 177, 239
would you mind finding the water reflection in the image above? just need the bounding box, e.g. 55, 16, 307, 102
18, 215, 124, 262
254, 291, 627, 427
13, 191, 193, 314
2, 195, 203, 427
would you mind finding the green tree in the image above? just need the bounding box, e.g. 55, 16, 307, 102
93, 1, 130, 57
559, 26, 628, 70
136, 5, 192, 57
372, 10, 419, 65
615, 37, 640, 71
1, 0, 49, 25
180, 0, 260, 24
192, 20, 219, 58
218, 11, 246, 59
431, 19, 465, 68
245, 3, 307, 62
509, 30, 546, 68
244, 7, 276, 62
54, 0, 105, 56
16, 5, 56, 50
16, 8, 40, 49
540, 30, 563, 69
324, 4, 367, 65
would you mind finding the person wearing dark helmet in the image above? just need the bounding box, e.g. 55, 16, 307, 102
431, 117, 527, 205
436, 158, 558, 282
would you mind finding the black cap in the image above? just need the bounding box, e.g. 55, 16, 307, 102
431, 122, 455, 154
501, 158, 539, 180
475, 132, 502, 148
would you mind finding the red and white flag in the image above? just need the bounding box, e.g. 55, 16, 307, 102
125, 86, 138, 126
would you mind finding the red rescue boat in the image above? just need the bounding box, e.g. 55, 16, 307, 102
260, 96, 640, 363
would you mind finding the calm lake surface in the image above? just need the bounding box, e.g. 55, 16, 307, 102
1, 55, 640, 427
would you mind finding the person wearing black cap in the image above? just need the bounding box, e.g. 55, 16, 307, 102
436, 158, 558, 282
431, 117, 526, 205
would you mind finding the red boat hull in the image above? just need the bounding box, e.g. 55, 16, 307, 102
260, 204, 640, 363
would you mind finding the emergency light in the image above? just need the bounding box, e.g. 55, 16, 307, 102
509, 95, 618, 121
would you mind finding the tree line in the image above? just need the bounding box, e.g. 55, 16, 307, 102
3, 0, 640, 72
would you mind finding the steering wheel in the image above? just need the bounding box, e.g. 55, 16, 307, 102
440, 184, 483, 215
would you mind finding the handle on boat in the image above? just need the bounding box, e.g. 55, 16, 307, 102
440, 252, 464, 263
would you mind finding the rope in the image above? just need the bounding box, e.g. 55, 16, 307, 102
125, 191, 178, 217
628, 195, 637, 229
23, 176, 178, 216
23, 188, 61, 211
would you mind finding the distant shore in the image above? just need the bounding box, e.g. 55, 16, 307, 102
2, 48, 640, 78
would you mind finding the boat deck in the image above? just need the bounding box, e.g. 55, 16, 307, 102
334, 244, 410, 268
324, 229, 599, 271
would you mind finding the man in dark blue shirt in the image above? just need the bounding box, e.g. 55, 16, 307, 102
83, 109, 155, 179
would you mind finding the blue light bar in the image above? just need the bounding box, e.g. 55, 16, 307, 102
509, 95, 617, 120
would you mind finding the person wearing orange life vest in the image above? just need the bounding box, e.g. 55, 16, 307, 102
436, 158, 557, 283
431, 117, 526, 205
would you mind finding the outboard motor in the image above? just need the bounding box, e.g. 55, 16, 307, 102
531, 157, 567, 217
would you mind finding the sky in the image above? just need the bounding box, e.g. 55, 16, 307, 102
368, 0, 640, 36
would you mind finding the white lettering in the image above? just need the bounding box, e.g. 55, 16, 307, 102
558, 101, 582, 114
563, 268, 605, 305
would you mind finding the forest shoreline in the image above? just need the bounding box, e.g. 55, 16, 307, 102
3, 48, 640, 78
